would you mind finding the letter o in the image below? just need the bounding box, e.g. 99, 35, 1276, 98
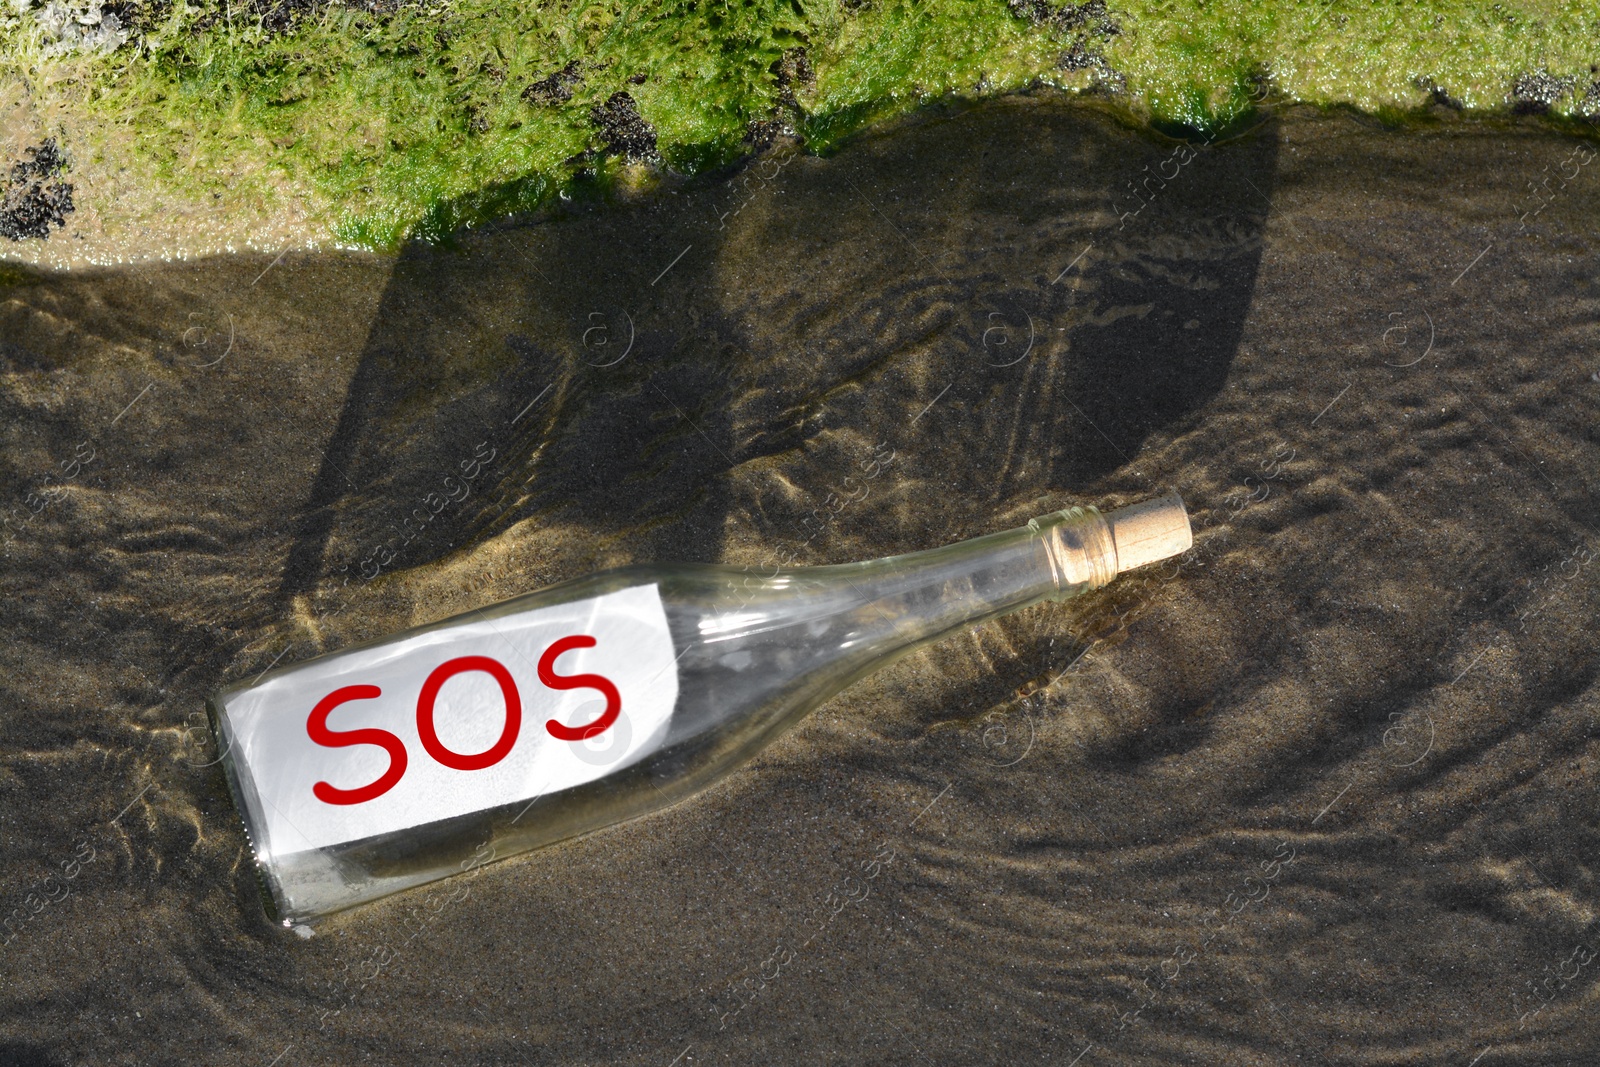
416, 656, 522, 771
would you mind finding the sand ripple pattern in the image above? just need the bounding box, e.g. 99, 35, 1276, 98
1, 100, 1598, 1065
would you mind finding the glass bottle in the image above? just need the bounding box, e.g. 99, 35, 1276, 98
209, 492, 1191, 925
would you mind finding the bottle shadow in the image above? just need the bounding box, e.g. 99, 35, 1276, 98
274, 186, 748, 608
274, 98, 1279, 679
708, 99, 1281, 523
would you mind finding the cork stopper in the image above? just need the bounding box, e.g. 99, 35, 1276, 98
1105, 491, 1192, 573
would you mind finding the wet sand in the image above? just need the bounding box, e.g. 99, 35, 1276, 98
2, 96, 1599, 1065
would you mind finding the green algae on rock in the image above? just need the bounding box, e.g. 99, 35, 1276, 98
0, 0, 1597, 262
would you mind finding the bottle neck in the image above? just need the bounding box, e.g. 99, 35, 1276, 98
674, 503, 1138, 750
815, 505, 1120, 656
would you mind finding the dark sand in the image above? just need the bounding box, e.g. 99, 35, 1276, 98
2, 97, 1599, 1065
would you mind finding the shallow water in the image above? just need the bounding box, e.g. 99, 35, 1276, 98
2, 96, 1599, 1065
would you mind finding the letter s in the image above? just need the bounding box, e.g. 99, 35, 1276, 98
308, 685, 408, 805
540, 636, 622, 742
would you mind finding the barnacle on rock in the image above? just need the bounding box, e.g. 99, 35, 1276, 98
590, 91, 659, 163
1, 140, 74, 242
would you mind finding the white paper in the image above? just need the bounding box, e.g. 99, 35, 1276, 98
217, 584, 678, 860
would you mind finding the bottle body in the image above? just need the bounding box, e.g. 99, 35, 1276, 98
209, 495, 1188, 924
